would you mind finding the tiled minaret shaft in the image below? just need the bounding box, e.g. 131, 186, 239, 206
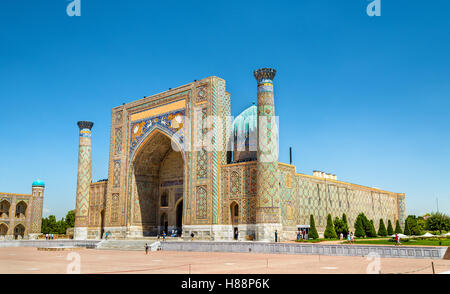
74, 121, 94, 240
254, 68, 281, 241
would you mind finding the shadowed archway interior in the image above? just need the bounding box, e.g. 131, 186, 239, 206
132, 130, 184, 236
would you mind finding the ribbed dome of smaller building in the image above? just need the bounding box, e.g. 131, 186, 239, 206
231, 104, 257, 162
32, 179, 45, 187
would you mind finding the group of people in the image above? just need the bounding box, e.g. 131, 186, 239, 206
345, 232, 355, 244
45, 234, 54, 240
157, 231, 167, 241
296, 229, 308, 241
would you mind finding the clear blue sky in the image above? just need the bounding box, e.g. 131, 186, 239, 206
0, 0, 449, 219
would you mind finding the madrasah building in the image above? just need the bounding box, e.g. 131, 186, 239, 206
73, 68, 406, 241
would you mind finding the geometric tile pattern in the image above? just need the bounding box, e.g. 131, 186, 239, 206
75, 124, 93, 228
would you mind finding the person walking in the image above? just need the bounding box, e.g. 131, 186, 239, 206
350, 232, 354, 244
340, 232, 343, 241
395, 233, 400, 246
347, 232, 351, 244
145, 243, 149, 255
162, 231, 166, 242
297, 230, 300, 241
274, 230, 278, 243
190, 232, 194, 241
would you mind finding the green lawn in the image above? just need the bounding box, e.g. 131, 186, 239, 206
346, 238, 450, 246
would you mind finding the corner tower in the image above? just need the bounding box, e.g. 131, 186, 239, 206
254, 68, 281, 241
29, 180, 45, 239
74, 121, 94, 240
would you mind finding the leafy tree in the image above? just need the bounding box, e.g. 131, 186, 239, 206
41, 210, 76, 235
309, 215, 319, 239
405, 215, 422, 235
342, 213, 349, 237
387, 220, 394, 235
426, 212, 450, 234
324, 214, 337, 239
65, 210, 75, 228
378, 219, 387, 236
354, 215, 365, 238
403, 219, 411, 236
368, 220, 377, 237
395, 220, 402, 234
417, 216, 426, 232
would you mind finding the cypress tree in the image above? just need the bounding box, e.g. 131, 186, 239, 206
378, 219, 387, 236
403, 219, 411, 236
369, 220, 377, 237
387, 220, 394, 235
354, 215, 365, 237
395, 220, 402, 234
362, 214, 372, 237
342, 213, 349, 237
324, 214, 337, 239
309, 215, 319, 239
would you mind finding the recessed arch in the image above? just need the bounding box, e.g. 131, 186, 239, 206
131, 128, 184, 236
15, 201, 27, 218
0, 223, 8, 236
230, 201, 239, 225
0, 200, 11, 218
14, 224, 25, 239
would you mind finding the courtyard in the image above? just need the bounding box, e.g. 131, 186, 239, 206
0, 247, 449, 274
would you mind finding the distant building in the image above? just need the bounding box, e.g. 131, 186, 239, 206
0, 180, 45, 240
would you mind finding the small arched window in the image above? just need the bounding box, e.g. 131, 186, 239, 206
161, 193, 168, 207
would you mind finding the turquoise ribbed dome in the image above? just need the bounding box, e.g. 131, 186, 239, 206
232, 104, 257, 139
32, 179, 45, 187
232, 104, 257, 162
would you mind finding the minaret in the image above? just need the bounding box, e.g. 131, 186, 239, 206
29, 179, 45, 239
254, 68, 282, 241
74, 121, 94, 240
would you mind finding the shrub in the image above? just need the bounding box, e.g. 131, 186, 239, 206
378, 219, 387, 236
309, 215, 319, 239
324, 214, 337, 239
387, 220, 394, 235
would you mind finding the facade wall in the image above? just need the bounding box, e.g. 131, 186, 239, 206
278, 163, 404, 240
0, 188, 44, 240
86, 181, 107, 239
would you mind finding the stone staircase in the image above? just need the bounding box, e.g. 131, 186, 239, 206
95, 238, 182, 251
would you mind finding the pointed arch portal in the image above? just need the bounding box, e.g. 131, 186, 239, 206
131, 129, 184, 236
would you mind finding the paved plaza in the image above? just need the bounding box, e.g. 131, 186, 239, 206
0, 247, 449, 274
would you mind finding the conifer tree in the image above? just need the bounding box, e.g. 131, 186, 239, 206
403, 219, 412, 236
354, 215, 365, 237
324, 214, 337, 239
369, 220, 377, 237
342, 213, 349, 237
395, 220, 402, 234
309, 215, 319, 239
387, 220, 394, 235
378, 219, 387, 236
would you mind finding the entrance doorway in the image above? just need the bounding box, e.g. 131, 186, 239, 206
133, 129, 184, 236
230, 202, 239, 240
160, 213, 168, 234
176, 200, 183, 236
